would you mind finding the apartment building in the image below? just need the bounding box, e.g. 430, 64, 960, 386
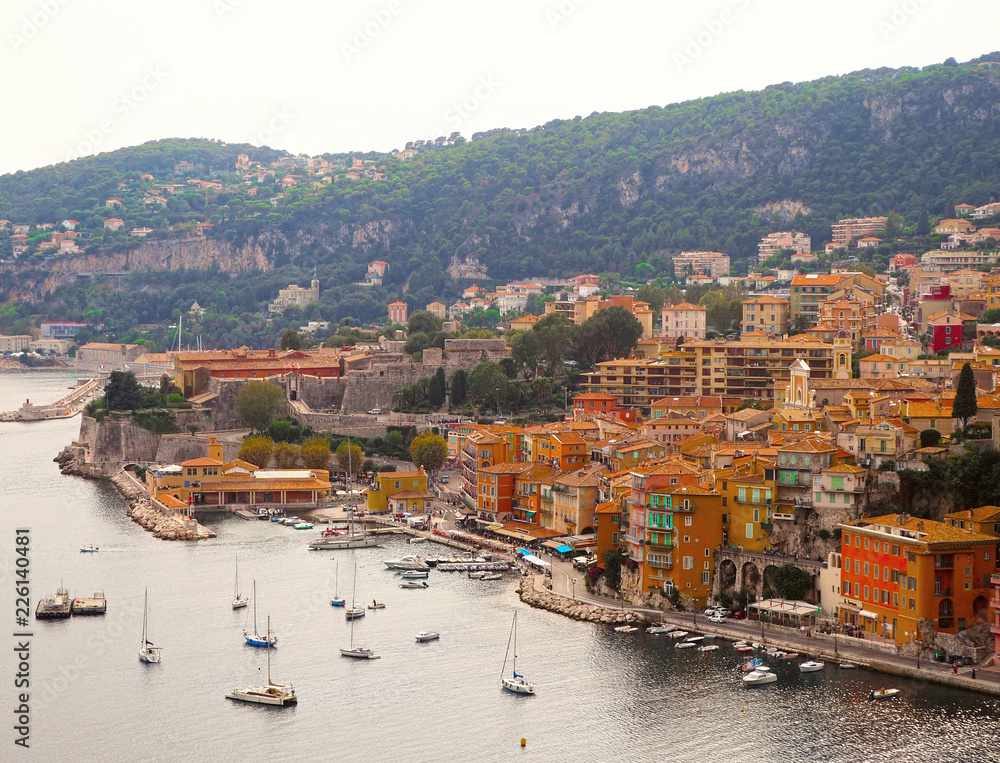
831, 217, 887, 247
672, 251, 730, 279
661, 302, 707, 339
790, 272, 885, 324
758, 231, 811, 263
742, 295, 790, 336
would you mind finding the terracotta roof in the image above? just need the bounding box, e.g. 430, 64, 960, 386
555, 466, 606, 487
663, 302, 707, 311
825, 463, 866, 473
595, 500, 622, 515
387, 490, 433, 500
946, 505, 1000, 522
180, 457, 224, 467
856, 514, 996, 546
190, 477, 332, 492
651, 396, 722, 408
906, 402, 950, 418
479, 463, 533, 475
778, 437, 836, 453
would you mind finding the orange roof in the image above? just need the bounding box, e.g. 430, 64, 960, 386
663, 302, 706, 311
792, 274, 845, 286
180, 457, 224, 467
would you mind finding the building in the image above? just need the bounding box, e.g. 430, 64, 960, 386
715, 455, 778, 552
836, 419, 918, 468
366, 260, 388, 285
425, 302, 446, 320
660, 302, 707, 339
933, 218, 976, 235
594, 500, 623, 567
650, 395, 723, 421
831, 217, 887, 247
366, 470, 432, 514
77, 342, 143, 366
387, 301, 409, 325
0, 335, 31, 353
790, 273, 885, 325
572, 393, 621, 419
758, 231, 811, 262
103, 218, 124, 231
41, 322, 91, 339
742, 296, 790, 336
174, 348, 342, 397
927, 313, 965, 354
549, 465, 605, 535
29, 338, 74, 355
839, 514, 997, 646
269, 279, 320, 314
672, 251, 730, 279
818, 298, 874, 347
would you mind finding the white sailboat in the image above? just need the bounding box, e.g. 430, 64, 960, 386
243, 580, 276, 647
233, 556, 249, 609
331, 558, 345, 607
138, 588, 161, 664
226, 617, 297, 706
501, 611, 535, 695
341, 562, 378, 659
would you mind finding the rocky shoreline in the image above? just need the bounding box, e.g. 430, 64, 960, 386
518, 575, 649, 626
108, 472, 215, 541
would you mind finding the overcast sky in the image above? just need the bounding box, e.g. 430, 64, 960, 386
3, 0, 1000, 176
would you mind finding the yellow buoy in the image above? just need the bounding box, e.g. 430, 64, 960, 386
521, 738, 527, 748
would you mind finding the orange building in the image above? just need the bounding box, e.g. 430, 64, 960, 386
476, 463, 532, 522
595, 499, 623, 567
460, 427, 522, 507
174, 348, 343, 397
839, 514, 998, 646
513, 463, 561, 525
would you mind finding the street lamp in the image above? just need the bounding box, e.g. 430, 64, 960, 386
571, 578, 576, 600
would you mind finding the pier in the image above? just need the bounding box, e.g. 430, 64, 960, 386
35, 587, 72, 619
2, 377, 104, 421
72, 591, 107, 615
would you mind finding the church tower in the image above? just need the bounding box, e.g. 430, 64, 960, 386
833, 328, 851, 380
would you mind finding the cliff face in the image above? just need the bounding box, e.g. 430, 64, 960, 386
1, 236, 271, 301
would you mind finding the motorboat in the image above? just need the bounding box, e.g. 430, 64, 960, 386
869, 688, 900, 700
742, 669, 778, 685
646, 624, 676, 635
614, 625, 638, 633
698, 644, 720, 652
500, 611, 535, 695
740, 658, 764, 672
293, 523, 313, 530
415, 631, 440, 642
383, 555, 429, 571
675, 641, 697, 649
685, 635, 705, 643
468, 571, 487, 579
227, 618, 295, 706
480, 573, 503, 581
733, 641, 749, 648
400, 581, 429, 589
310, 522, 382, 549
80, 546, 99, 553
736, 646, 754, 654
839, 663, 857, 670
408, 537, 427, 544
752, 642, 764, 650
669, 631, 689, 639
400, 570, 429, 580
799, 660, 825, 673
345, 606, 365, 620
367, 602, 386, 610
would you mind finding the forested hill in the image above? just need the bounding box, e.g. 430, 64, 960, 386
4, 54, 1000, 288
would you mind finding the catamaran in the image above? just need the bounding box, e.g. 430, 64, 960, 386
501, 611, 535, 695
243, 580, 276, 648
226, 617, 296, 706
138, 589, 161, 664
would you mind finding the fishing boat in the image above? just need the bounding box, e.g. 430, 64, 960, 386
480, 573, 503, 581
415, 631, 440, 642
742, 669, 778, 686
80, 546, 99, 553
869, 688, 900, 700
500, 611, 535, 695
232, 557, 249, 609
226, 618, 296, 706
138, 589, 161, 664
341, 564, 379, 659
698, 644, 719, 652
367, 600, 386, 610
243, 581, 277, 648
614, 625, 638, 633
799, 660, 825, 673
646, 624, 676, 635
399, 570, 429, 580
330, 559, 345, 607
400, 580, 429, 589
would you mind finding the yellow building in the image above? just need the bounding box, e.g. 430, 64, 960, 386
741, 296, 789, 337
551, 464, 605, 535
366, 470, 431, 514
715, 456, 778, 552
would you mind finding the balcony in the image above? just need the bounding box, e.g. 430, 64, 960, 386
934, 557, 954, 569
772, 511, 795, 521
760, 521, 773, 531
933, 589, 953, 597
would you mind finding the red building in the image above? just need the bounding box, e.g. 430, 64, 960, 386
388, 301, 408, 324
927, 313, 963, 354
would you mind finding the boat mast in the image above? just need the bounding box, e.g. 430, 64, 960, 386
501, 611, 515, 677
142, 588, 148, 646
266, 616, 271, 684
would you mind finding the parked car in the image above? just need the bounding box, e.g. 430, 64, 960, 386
367, 408, 382, 415
708, 614, 727, 624
440, 475, 450, 483
732, 610, 747, 620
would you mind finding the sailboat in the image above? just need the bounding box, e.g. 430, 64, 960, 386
310, 439, 380, 549
226, 617, 297, 706
345, 562, 365, 620
501, 611, 534, 695
341, 562, 378, 659
138, 589, 161, 664
243, 581, 276, 648
330, 559, 345, 607
233, 556, 249, 609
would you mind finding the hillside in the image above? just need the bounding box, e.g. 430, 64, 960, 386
2, 54, 1000, 337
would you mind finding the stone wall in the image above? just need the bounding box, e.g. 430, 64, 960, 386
341, 364, 425, 412
297, 374, 347, 411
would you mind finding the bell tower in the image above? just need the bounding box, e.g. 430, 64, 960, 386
834, 328, 852, 380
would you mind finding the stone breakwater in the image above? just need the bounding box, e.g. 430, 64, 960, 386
518, 576, 649, 626
110, 471, 215, 541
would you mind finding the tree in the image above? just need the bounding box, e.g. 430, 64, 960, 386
238, 435, 273, 468
280, 329, 302, 350
410, 431, 448, 472
510, 330, 542, 377
771, 564, 813, 600
300, 437, 332, 469
428, 367, 446, 408
234, 381, 283, 433
737, 398, 763, 411
104, 370, 145, 411
917, 210, 931, 236
499, 357, 517, 379
533, 312, 574, 376
272, 442, 301, 468
403, 332, 431, 356
636, 284, 666, 314
952, 362, 979, 431
336, 441, 365, 476
920, 429, 942, 448
574, 306, 643, 366
407, 310, 442, 336
450, 368, 468, 405
469, 361, 509, 411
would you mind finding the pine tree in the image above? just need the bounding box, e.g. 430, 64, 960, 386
952, 363, 978, 431
917, 210, 930, 236
428, 367, 446, 408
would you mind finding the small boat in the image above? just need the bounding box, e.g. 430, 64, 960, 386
799, 660, 825, 673
400, 570, 429, 580
733, 641, 749, 648
408, 537, 427, 544
80, 546, 99, 553
367, 601, 386, 610
331, 559, 345, 607
138, 589, 161, 664
740, 658, 764, 672
743, 669, 778, 685
500, 611, 535, 695
243, 581, 277, 648
383, 555, 429, 570
839, 663, 857, 670
669, 631, 689, 639
685, 635, 705, 643
341, 563, 379, 660
227, 617, 296, 706
614, 625, 638, 633
468, 571, 487, 579
415, 631, 440, 642
751, 642, 763, 650
400, 581, 429, 589
736, 646, 754, 654
698, 644, 719, 652
869, 688, 900, 701
676, 641, 697, 649
646, 624, 676, 635
480, 573, 503, 581
293, 523, 313, 530
345, 607, 365, 620
281, 517, 300, 526
233, 556, 249, 609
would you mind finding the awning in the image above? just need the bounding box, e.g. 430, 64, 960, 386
515, 548, 530, 556
554, 544, 572, 554
494, 529, 536, 543
859, 610, 878, 619
521, 510, 536, 516
473, 518, 496, 526
541, 540, 568, 551
522, 553, 550, 568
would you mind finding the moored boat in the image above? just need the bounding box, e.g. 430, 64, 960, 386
415, 631, 440, 642
227, 617, 296, 706
399, 570, 429, 579
869, 688, 900, 700
80, 545, 99, 553
500, 611, 535, 695
742, 669, 778, 686
799, 660, 824, 673
400, 580, 429, 589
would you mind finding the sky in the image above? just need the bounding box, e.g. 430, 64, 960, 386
3, 0, 1000, 176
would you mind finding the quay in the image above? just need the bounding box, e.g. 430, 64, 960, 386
35, 587, 72, 619
72, 591, 107, 615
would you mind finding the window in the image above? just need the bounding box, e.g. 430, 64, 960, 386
864, 562, 870, 576
704, 561, 710, 570
864, 586, 869, 599
874, 564, 880, 578
892, 544, 899, 556
909, 599, 915, 610
704, 548, 710, 557
683, 556, 693, 569
965, 581, 971, 590
854, 583, 859, 596
685, 516, 692, 527
746, 523, 753, 539
874, 541, 880, 552
986, 550, 991, 561
891, 570, 900, 584
738, 487, 746, 502
893, 592, 899, 606
855, 560, 860, 573
864, 538, 869, 549
874, 587, 880, 601
684, 535, 691, 543
702, 572, 710, 585
753, 508, 760, 522
855, 536, 861, 547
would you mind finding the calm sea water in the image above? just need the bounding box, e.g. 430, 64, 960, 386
2, 370, 998, 762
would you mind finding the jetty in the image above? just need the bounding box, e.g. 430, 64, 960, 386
71, 591, 107, 615
35, 587, 73, 619
1, 377, 103, 422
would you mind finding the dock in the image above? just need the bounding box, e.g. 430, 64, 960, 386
71, 591, 107, 615
35, 587, 72, 619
